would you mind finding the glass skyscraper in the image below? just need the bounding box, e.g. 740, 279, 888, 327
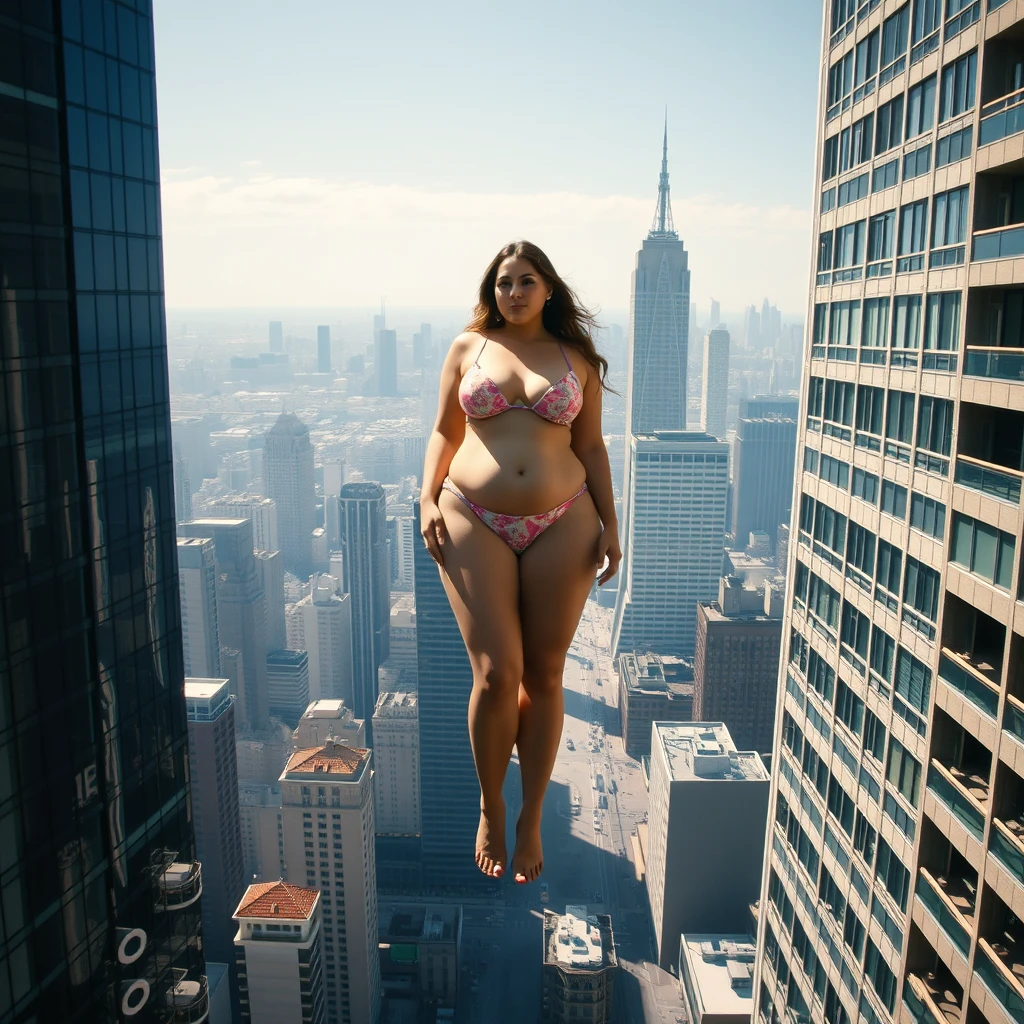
0, 2, 207, 1020
757, 5, 1024, 1024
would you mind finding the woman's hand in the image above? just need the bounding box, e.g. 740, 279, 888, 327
420, 499, 448, 568
595, 527, 622, 586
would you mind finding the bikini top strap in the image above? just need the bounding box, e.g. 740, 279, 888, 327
473, 335, 489, 365
558, 343, 573, 370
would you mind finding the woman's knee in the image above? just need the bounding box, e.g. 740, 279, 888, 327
521, 654, 565, 695
475, 656, 523, 694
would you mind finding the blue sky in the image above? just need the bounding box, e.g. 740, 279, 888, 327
153, 0, 825, 319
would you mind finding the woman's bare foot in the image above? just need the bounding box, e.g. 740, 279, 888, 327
511, 814, 543, 883
476, 803, 506, 878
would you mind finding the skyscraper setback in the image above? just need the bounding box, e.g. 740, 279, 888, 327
756, 8, 1024, 1024
0, 5, 209, 1017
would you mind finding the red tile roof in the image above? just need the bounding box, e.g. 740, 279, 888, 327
286, 740, 368, 776
235, 881, 319, 921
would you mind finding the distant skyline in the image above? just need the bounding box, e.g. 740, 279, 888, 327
153, 0, 824, 314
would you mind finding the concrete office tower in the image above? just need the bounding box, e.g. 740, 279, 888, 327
234, 882, 326, 1024
317, 325, 331, 374
186, 679, 246, 973
294, 699, 366, 749
174, 443, 193, 522
413, 499, 487, 890
541, 907, 617, 1023
647, 723, 768, 971
257, 549, 287, 650
617, 652, 694, 759
338, 483, 390, 741
269, 320, 284, 352
757, 8, 1024, 1024
267, 649, 311, 728
394, 515, 416, 590
378, 904, 461, 1011
201, 493, 279, 552
179, 519, 270, 728
678, 935, 755, 1024
376, 329, 398, 396
612, 432, 729, 658
0, 9, 211, 1014
412, 322, 432, 369
709, 298, 721, 330
287, 575, 354, 706
700, 329, 731, 439
625, 121, 690, 437
178, 537, 222, 678
274, 742, 382, 1024
730, 396, 798, 555
372, 692, 421, 834
265, 412, 316, 575
694, 577, 783, 754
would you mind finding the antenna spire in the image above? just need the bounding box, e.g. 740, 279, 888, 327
649, 111, 677, 239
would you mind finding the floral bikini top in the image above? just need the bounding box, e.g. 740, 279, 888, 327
458, 338, 583, 427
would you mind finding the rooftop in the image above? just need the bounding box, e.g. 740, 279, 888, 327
300, 699, 352, 720
185, 678, 233, 723
543, 906, 616, 971
653, 723, 768, 782
374, 691, 418, 718
635, 430, 725, 445
267, 411, 310, 438
619, 652, 693, 697
285, 740, 369, 778
235, 881, 319, 921
378, 903, 461, 943
266, 649, 309, 668
679, 934, 756, 1017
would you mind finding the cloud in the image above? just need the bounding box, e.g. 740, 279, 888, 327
159, 173, 812, 318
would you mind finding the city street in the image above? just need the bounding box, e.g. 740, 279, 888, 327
456, 600, 687, 1024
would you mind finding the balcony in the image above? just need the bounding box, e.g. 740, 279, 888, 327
166, 972, 210, 1024
964, 348, 1024, 382
938, 650, 1000, 717
974, 225, 1024, 262
904, 971, 962, 1024
955, 456, 1023, 505
976, 941, 1024, 1024
156, 861, 203, 911
992, 817, 1024, 885
927, 761, 986, 841
980, 88, 1024, 148
916, 867, 972, 957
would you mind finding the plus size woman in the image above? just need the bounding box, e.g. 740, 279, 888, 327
420, 240, 621, 884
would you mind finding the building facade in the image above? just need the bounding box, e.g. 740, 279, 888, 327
0, 5, 210, 1017
377, 903, 462, 1012
372, 691, 422, 835
294, 699, 366, 749
541, 907, 617, 1023
617, 652, 694, 759
178, 535, 222, 678
257, 547, 287, 650
701, 328, 731, 440
756, 8, 1024, 1024
678, 934, 756, 1024
613, 432, 730, 658
265, 412, 316, 576
267, 648, 312, 728
287, 574, 355, 706
200, 492, 279, 552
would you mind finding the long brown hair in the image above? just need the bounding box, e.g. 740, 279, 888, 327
466, 240, 612, 391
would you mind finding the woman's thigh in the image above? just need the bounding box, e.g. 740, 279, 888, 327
436, 487, 523, 683
518, 491, 602, 681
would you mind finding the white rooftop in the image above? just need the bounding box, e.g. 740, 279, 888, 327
680, 934, 756, 1018
653, 722, 768, 782
302, 700, 349, 719
185, 678, 230, 701
552, 905, 603, 968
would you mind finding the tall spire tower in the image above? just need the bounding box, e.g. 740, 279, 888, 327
650, 114, 677, 238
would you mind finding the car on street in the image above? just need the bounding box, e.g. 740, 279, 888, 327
566, 738, 574, 751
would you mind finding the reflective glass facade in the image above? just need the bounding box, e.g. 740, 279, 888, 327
0, 1, 205, 1020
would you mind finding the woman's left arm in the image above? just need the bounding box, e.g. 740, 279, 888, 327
570, 365, 622, 585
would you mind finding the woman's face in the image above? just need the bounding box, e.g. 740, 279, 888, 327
494, 256, 551, 326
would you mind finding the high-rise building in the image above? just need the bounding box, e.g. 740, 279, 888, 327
612, 432, 730, 658
179, 518, 270, 728
287, 574, 354, 705
755, 10, 1024, 1024
625, 123, 690, 438
272, 741, 382, 1024
372, 691, 421, 835
269, 320, 284, 352
700, 328, 731, 440
174, 443, 193, 522
338, 483, 390, 741
709, 298, 722, 329
201, 493, 279, 552
265, 412, 316, 575
317, 324, 332, 374
178, 536, 222, 678
412, 322, 432, 369
743, 305, 760, 349
293, 699, 365, 749
267, 649, 312, 727
186, 679, 246, 975
693, 578, 783, 754
376, 328, 398, 396
647, 723, 768, 971
378, 903, 461, 1011
616, 652, 694, 759
678, 935, 756, 1024
541, 907, 617, 1023
730, 396, 798, 554
413, 500, 489, 891
0, 7, 209, 1016
257, 548, 287, 650
234, 882, 326, 1024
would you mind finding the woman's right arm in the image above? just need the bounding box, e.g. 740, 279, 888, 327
420, 334, 472, 566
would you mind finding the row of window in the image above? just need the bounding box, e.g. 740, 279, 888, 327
813, 292, 961, 353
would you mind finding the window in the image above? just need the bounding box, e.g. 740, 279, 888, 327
892, 295, 922, 349
903, 556, 940, 620
894, 648, 931, 714
932, 187, 969, 248
854, 30, 880, 89
828, 51, 854, 108
875, 95, 904, 154
803, 739, 830, 796
836, 679, 866, 739
886, 738, 921, 808
808, 376, 824, 417
862, 298, 890, 351
804, 447, 819, 474
840, 114, 875, 172
939, 51, 976, 123
867, 211, 896, 261
866, 940, 898, 1014
820, 454, 850, 489
823, 133, 840, 181
824, 379, 854, 424
871, 626, 896, 682
909, 492, 945, 539
814, 503, 847, 555
828, 302, 861, 349
828, 775, 856, 835
813, 304, 828, 347
906, 75, 937, 138
876, 838, 911, 914
881, 5, 910, 71
840, 603, 870, 660
898, 200, 928, 256
885, 390, 915, 444
877, 541, 903, 595
856, 385, 884, 434
936, 125, 972, 167
881, 480, 908, 519
847, 522, 876, 575
924, 292, 961, 351
809, 573, 841, 631
951, 513, 1017, 589
864, 710, 886, 762
911, 0, 940, 43
818, 231, 834, 272
916, 396, 953, 457
852, 467, 879, 504
834, 221, 866, 269
799, 493, 814, 535
903, 143, 931, 180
